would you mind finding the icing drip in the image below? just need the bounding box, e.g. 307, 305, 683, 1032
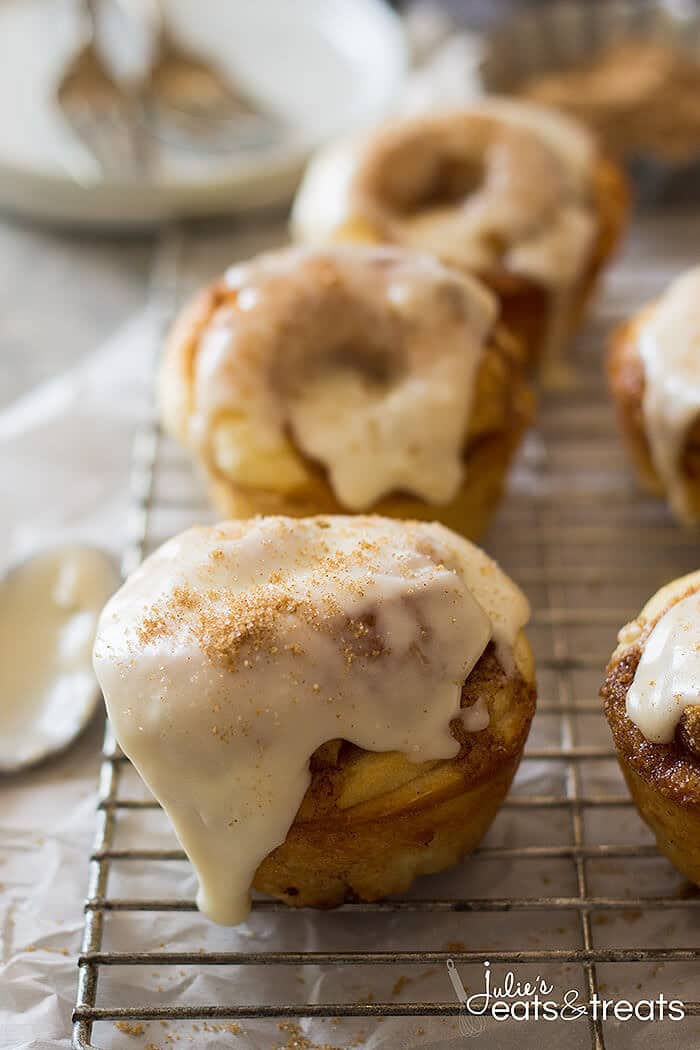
626, 590, 700, 743
93, 516, 529, 924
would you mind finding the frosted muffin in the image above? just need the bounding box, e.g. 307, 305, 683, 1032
602, 571, 700, 886
93, 515, 536, 922
160, 243, 533, 541
522, 41, 700, 168
608, 266, 700, 523
292, 98, 628, 366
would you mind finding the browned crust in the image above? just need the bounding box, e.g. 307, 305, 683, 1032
209, 425, 525, 542
607, 305, 700, 513
578, 158, 631, 323
602, 646, 700, 807
159, 279, 234, 440
479, 156, 629, 363
475, 269, 551, 367
601, 582, 700, 808
161, 279, 535, 541
520, 41, 700, 166
253, 641, 536, 907
617, 756, 700, 887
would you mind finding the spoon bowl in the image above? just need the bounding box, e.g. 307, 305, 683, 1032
0, 544, 119, 774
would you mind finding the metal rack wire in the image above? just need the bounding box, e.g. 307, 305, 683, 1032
72, 218, 700, 1049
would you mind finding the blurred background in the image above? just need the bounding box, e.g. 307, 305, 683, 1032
2, 0, 700, 409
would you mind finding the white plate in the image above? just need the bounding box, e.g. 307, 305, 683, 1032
0, 0, 406, 228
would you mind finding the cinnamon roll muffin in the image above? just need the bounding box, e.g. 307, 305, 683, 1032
160, 243, 533, 541
521, 41, 700, 169
608, 266, 700, 523
602, 572, 700, 886
93, 515, 535, 922
291, 99, 628, 366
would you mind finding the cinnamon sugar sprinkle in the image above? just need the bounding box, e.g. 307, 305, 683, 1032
94, 516, 529, 925
137, 584, 314, 670
276, 1020, 365, 1050
115, 1021, 145, 1037
134, 534, 411, 671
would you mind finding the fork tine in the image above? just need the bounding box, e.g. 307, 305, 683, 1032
56, 0, 154, 179
63, 98, 150, 178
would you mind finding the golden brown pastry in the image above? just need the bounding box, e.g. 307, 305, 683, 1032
608, 266, 700, 523
602, 571, 700, 886
160, 243, 533, 541
291, 98, 628, 366
93, 515, 536, 921
521, 41, 700, 166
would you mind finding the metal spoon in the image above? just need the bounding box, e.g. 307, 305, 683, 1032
0, 545, 119, 774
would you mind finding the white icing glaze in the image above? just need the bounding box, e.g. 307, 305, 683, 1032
93, 516, 529, 924
291, 98, 596, 295
638, 266, 700, 521
471, 97, 595, 190
626, 590, 700, 743
461, 695, 490, 733
185, 244, 497, 510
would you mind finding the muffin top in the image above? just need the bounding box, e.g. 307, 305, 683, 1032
292, 98, 597, 292
522, 41, 700, 164
94, 515, 530, 924
602, 570, 700, 805
160, 243, 499, 510
635, 266, 700, 521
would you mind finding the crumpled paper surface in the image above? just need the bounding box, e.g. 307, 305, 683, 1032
0, 308, 154, 1050
2, 9, 700, 1049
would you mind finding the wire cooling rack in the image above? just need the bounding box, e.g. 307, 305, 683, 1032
72, 215, 700, 1050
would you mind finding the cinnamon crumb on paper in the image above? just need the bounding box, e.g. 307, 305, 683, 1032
392, 975, 413, 996
115, 1022, 145, 1037
275, 1020, 363, 1050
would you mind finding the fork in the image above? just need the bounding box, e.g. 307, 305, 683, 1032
138, 0, 282, 152
56, 0, 149, 177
